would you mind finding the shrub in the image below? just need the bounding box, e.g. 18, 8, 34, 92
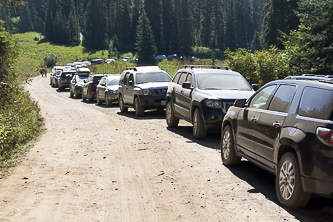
43, 53, 58, 68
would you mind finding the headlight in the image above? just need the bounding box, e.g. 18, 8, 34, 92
142, 89, 151, 95
205, 100, 222, 108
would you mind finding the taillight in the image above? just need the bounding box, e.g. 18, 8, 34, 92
316, 127, 333, 146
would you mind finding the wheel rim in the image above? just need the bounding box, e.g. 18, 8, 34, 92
222, 130, 231, 160
166, 104, 171, 124
278, 160, 295, 200
193, 111, 198, 135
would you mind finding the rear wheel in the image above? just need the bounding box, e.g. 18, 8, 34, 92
97, 94, 102, 104
82, 91, 86, 101
135, 97, 144, 116
193, 108, 206, 139
276, 152, 311, 208
119, 95, 128, 113
105, 94, 112, 106
166, 101, 179, 127
87, 91, 93, 103
221, 125, 241, 165
75, 89, 79, 99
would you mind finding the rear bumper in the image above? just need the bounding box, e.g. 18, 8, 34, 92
302, 176, 333, 197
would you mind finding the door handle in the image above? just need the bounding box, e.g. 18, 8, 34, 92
250, 116, 257, 122
273, 122, 281, 128
181, 90, 184, 94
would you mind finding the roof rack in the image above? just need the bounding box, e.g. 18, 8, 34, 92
126, 67, 137, 71
126, 66, 161, 72
183, 65, 229, 70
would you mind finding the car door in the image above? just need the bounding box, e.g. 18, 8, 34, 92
254, 84, 296, 169
124, 73, 134, 104
235, 84, 278, 160
174, 72, 191, 119
97, 77, 106, 100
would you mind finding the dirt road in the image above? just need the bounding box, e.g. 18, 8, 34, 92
0, 76, 332, 221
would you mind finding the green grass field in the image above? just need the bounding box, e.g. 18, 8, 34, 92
15, 32, 226, 77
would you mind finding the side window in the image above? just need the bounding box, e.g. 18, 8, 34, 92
173, 72, 181, 84
186, 74, 193, 86
123, 73, 130, 85
298, 87, 333, 120
249, 84, 277, 110
268, 85, 296, 113
179, 72, 188, 85
128, 74, 134, 85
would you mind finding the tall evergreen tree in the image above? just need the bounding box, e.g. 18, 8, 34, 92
135, 8, 157, 65
263, 0, 299, 49
82, 0, 108, 49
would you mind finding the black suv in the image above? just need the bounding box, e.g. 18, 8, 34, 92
221, 78, 333, 208
118, 66, 171, 116
166, 65, 255, 139
82, 74, 105, 102
57, 70, 76, 90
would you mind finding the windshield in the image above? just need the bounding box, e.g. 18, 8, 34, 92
196, 73, 252, 91
136, 72, 171, 84
77, 75, 88, 83
106, 77, 120, 86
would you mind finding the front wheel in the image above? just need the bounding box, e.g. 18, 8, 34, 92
221, 125, 241, 165
82, 92, 86, 101
276, 152, 311, 208
119, 95, 128, 113
97, 94, 102, 105
135, 97, 144, 116
193, 108, 206, 139
105, 95, 112, 106
166, 102, 179, 127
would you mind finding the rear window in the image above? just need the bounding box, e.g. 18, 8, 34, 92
93, 76, 103, 83
61, 72, 75, 79
298, 87, 333, 120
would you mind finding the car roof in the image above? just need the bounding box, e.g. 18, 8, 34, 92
284, 74, 333, 81
265, 78, 333, 89
77, 68, 91, 72
126, 66, 162, 72
178, 65, 239, 75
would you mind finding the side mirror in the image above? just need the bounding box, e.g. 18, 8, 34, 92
252, 84, 258, 91
83, 79, 87, 83
128, 80, 133, 86
234, 99, 247, 108
182, 82, 192, 89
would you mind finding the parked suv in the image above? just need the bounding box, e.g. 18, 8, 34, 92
57, 70, 76, 90
82, 74, 105, 102
166, 65, 255, 139
118, 66, 171, 116
96, 75, 121, 106
221, 78, 333, 208
70, 68, 91, 99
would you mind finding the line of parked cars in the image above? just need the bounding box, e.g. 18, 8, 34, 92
49, 64, 333, 208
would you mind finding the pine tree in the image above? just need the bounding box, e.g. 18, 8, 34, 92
135, 8, 157, 65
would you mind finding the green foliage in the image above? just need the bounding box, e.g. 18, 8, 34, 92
0, 21, 41, 170
43, 53, 58, 68
225, 47, 291, 86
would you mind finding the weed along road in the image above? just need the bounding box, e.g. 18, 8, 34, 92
0, 75, 332, 221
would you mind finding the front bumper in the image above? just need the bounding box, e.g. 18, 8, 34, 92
138, 95, 166, 109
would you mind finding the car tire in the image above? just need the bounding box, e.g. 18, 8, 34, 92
166, 101, 179, 127
134, 97, 144, 116
97, 94, 102, 105
75, 89, 79, 99
221, 125, 241, 165
105, 94, 111, 106
193, 108, 206, 139
87, 91, 93, 103
69, 89, 73, 98
82, 92, 86, 101
119, 95, 128, 113
276, 152, 311, 208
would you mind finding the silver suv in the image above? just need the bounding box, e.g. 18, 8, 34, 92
118, 66, 171, 116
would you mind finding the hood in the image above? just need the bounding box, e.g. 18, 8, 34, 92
198, 89, 254, 100
106, 85, 119, 90
135, 82, 170, 89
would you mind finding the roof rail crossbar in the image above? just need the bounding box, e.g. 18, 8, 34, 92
126, 67, 137, 71
183, 65, 229, 70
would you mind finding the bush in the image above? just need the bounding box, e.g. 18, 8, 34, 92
43, 53, 58, 68
225, 47, 292, 87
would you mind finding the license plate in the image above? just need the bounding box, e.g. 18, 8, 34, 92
161, 100, 166, 106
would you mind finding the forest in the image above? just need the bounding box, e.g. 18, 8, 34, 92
1, 0, 274, 56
